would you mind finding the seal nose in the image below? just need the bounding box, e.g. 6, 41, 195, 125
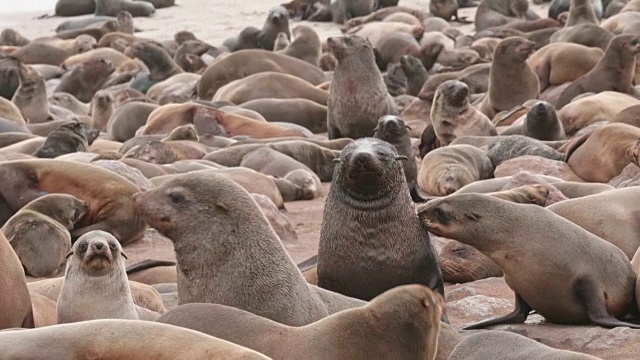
354, 152, 371, 165
93, 242, 104, 251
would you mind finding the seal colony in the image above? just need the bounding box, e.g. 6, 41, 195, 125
1, 0, 640, 358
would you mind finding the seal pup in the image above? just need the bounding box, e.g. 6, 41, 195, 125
54, 58, 115, 103
486, 135, 565, 167
417, 145, 494, 196
134, 171, 366, 326
258, 6, 292, 51
0, 231, 34, 329
333, 0, 376, 24
556, 34, 640, 109
327, 35, 397, 139
0, 319, 270, 359
33, 122, 98, 159
11, 62, 53, 124
279, 25, 322, 66
418, 193, 640, 329
158, 285, 443, 360
318, 138, 445, 304
372, 115, 423, 202
431, 80, 497, 145
501, 101, 566, 140
2, 194, 88, 278
57, 231, 158, 323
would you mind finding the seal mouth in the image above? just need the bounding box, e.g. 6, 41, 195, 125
515, 42, 535, 57
83, 252, 113, 271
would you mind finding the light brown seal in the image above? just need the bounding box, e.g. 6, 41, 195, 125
197, 49, 326, 100
474, 0, 532, 31
327, 35, 397, 139
0, 319, 270, 359
556, 34, 640, 109
48, 93, 90, 116
57, 231, 158, 324
431, 80, 497, 145
417, 144, 494, 196
91, 91, 114, 131
548, 187, 640, 260
418, 193, 640, 329
11, 62, 53, 124
107, 101, 159, 142
0, 160, 146, 244
158, 284, 443, 360
318, 138, 445, 305
526, 42, 603, 91
134, 171, 367, 326
279, 25, 322, 66
565, 123, 640, 182
1, 194, 88, 278
0, 231, 34, 329
477, 36, 539, 118
239, 98, 328, 133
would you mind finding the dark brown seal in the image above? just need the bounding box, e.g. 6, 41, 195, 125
95, 0, 155, 17
318, 138, 445, 305
418, 193, 640, 329
327, 35, 397, 139
556, 34, 640, 109
33, 122, 99, 159
257, 6, 291, 51
501, 101, 566, 140
372, 115, 423, 202
124, 41, 183, 82
54, 58, 115, 103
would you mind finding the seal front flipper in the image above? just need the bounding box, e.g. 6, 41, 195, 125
462, 294, 532, 330
576, 275, 640, 329
411, 186, 428, 203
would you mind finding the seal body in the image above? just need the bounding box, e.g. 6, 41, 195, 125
327, 35, 397, 139
318, 138, 444, 302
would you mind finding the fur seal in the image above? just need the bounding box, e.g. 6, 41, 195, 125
1, 194, 88, 278
0, 160, 147, 244
11, 62, 53, 124
134, 171, 366, 326
48, 93, 90, 116
91, 91, 114, 131
257, 6, 291, 51
430, 0, 469, 23
372, 115, 422, 202
431, 80, 497, 145
124, 41, 183, 84
556, 34, 640, 109
400, 55, 429, 96
419, 193, 640, 329
273, 32, 290, 51
0, 231, 34, 329
440, 240, 503, 283
318, 138, 445, 303
449, 331, 601, 359
327, 35, 397, 139
0, 319, 270, 359
33, 122, 98, 158
477, 36, 539, 118
239, 98, 328, 133
239, 147, 321, 200
125, 140, 209, 164
417, 144, 494, 196
54, 58, 115, 103
57, 231, 157, 323
333, 0, 376, 24
501, 101, 566, 140
279, 25, 321, 66
197, 49, 326, 100
474, 0, 533, 31
158, 285, 443, 360
486, 135, 565, 167
107, 101, 159, 142
527, 43, 603, 91
95, 0, 156, 17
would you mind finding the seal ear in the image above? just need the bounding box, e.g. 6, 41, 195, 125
120, 252, 128, 260
65, 251, 74, 259
465, 212, 481, 221
395, 155, 408, 161
332, 158, 340, 164
405, 125, 412, 130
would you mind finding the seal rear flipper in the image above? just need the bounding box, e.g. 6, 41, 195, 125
126, 259, 177, 275
411, 185, 428, 203
462, 293, 532, 330
575, 276, 640, 329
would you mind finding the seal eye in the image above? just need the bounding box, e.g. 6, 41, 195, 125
78, 242, 88, 253
168, 192, 185, 204
108, 242, 117, 251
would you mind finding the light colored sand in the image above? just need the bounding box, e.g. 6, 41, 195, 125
0, 0, 482, 46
